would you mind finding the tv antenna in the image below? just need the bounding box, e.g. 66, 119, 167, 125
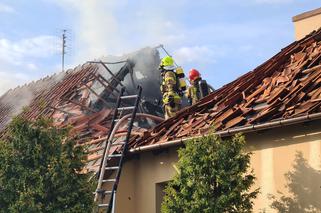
62, 29, 67, 72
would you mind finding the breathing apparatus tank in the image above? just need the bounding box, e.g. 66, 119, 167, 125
198, 79, 209, 98
175, 67, 187, 92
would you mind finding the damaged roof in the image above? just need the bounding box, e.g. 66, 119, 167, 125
132, 28, 321, 147
0, 51, 163, 172
0, 64, 115, 171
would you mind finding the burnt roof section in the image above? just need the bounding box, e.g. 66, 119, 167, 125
132, 28, 321, 147
0, 49, 164, 172
0, 62, 144, 173
0, 65, 87, 130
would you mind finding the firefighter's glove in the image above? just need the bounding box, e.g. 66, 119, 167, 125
155, 99, 161, 105
188, 98, 192, 105
168, 95, 175, 108
158, 65, 164, 71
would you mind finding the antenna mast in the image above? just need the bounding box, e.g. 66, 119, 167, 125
62, 29, 67, 72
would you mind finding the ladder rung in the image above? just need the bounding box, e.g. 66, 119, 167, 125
111, 142, 126, 146
114, 118, 130, 121
120, 95, 138, 100
98, 204, 109, 208
102, 179, 116, 183
108, 154, 122, 158
95, 189, 112, 194
114, 118, 132, 123
117, 106, 135, 111
94, 89, 141, 209
105, 166, 119, 170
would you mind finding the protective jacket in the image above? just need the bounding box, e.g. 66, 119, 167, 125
186, 78, 201, 105
160, 70, 182, 119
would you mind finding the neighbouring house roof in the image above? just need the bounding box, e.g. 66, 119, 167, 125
131, 28, 321, 148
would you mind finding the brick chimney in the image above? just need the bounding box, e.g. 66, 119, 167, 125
292, 7, 321, 40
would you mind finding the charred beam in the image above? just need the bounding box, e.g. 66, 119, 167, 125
95, 74, 120, 94
49, 106, 80, 116
83, 83, 112, 108
63, 98, 97, 113
89, 61, 125, 87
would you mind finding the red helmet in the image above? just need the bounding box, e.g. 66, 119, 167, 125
188, 69, 201, 81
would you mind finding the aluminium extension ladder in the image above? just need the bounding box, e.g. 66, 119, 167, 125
94, 86, 142, 213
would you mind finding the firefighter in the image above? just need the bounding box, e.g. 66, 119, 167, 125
186, 68, 209, 105
159, 56, 182, 119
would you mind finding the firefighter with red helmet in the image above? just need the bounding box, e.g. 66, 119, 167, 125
186, 68, 209, 105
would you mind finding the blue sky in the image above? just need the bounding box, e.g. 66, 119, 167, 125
0, 0, 320, 95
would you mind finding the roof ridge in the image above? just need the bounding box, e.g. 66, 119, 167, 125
0, 62, 95, 100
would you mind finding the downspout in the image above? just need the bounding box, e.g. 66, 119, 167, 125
129, 111, 321, 153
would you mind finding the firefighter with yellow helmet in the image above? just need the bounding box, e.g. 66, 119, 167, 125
159, 56, 186, 119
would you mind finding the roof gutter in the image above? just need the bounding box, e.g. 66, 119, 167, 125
129, 111, 321, 153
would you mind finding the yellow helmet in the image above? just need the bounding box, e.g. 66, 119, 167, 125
160, 56, 175, 70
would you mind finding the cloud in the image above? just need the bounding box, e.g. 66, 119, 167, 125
50, 0, 121, 61
222, 0, 294, 5
26, 63, 38, 71
0, 35, 60, 95
0, 71, 26, 95
173, 46, 218, 64
0, 3, 15, 13
0, 35, 59, 64
48, 0, 188, 63
253, 0, 294, 4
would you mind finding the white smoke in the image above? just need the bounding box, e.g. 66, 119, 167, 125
50, 0, 125, 62
0, 71, 66, 129
98, 47, 162, 100
0, 85, 37, 129
49, 0, 185, 65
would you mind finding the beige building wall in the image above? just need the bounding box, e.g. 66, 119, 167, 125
115, 149, 179, 213
111, 120, 321, 213
293, 7, 321, 40
246, 121, 321, 212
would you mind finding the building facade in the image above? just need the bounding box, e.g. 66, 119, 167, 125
113, 120, 321, 212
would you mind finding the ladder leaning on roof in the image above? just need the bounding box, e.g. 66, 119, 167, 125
94, 85, 142, 213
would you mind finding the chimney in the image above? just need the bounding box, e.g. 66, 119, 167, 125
292, 7, 321, 40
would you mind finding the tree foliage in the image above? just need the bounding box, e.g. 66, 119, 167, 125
0, 117, 95, 213
161, 133, 259, 213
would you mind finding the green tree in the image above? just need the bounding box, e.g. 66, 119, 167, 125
0, 117, 95, 213
161, 133, 259, 213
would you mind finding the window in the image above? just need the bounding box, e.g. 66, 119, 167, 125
156, 181, 168, 213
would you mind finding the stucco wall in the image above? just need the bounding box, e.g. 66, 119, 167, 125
293, 12, 321, 40
113, 119, 321, 213
247, 120, 321, 212
115, 149, 178, 213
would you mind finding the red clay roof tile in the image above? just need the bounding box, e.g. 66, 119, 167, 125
133, 28, 321, 147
